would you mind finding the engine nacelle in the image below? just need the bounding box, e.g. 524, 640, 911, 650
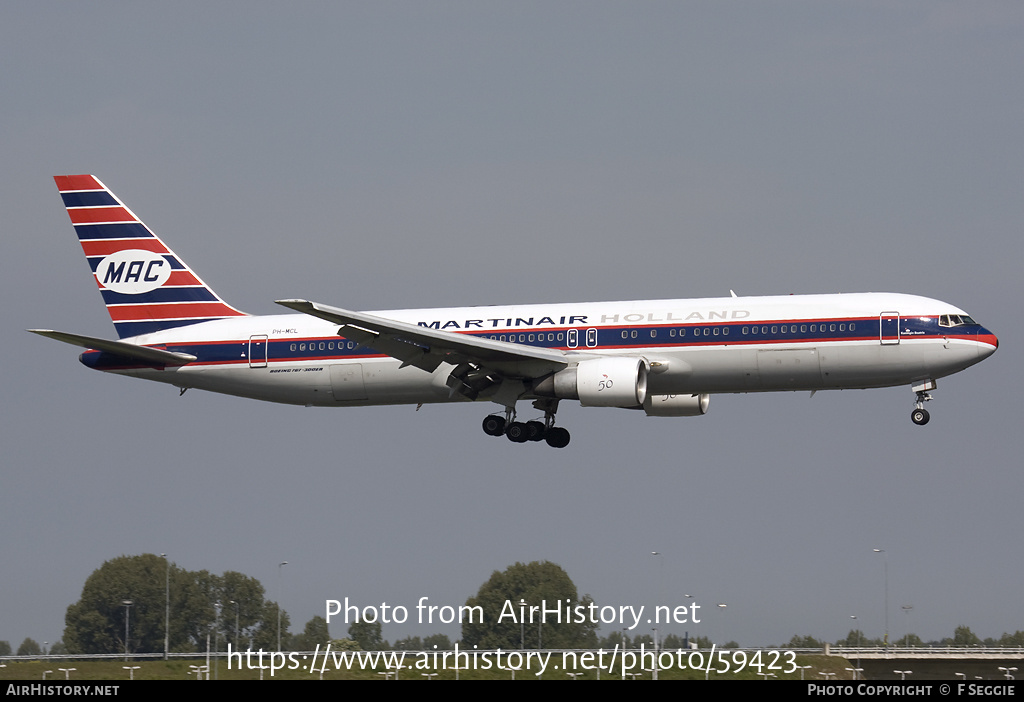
533, 357, 649, 408
643, 393, 710, 417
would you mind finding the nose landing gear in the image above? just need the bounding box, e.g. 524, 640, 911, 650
910, 380, 936, 426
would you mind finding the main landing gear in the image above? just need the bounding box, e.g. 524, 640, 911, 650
910, 380, 936, 426
482, 400, 571, 448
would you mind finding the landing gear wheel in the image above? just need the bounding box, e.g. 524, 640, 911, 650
545, 426, 571, 448
482, 415, 506, 436
911, 408, 930, 426
525, 420, 546, 442
506, 422, 531, 443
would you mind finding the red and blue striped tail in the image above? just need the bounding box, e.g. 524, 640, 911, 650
54, 175, 247, 339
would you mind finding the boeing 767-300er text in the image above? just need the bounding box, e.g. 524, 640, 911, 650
31, 175, 998, 448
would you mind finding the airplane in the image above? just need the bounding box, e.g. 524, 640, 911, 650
30, 175, 998, 448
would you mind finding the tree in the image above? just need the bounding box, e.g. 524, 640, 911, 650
250, 601, 289, 651
461, 561, 599, 649
394, 635, 422, 650
633, 633, 654, 648
348, 619, 385, 651
0, 641, 11, 656
662, 633, 691, 650
17, 638, 42, 655
64, 554, 176, 654
999, 631, 1024, 647
787, 634, 823, 648
691, 635, 714, 649
901, 633, 923, 647
293, 616, 331, 651
836, 629, 882, 647
424, 633, 452, 650
600, 630, 631, 649
952, 625, 981, 647
63, 554, 287, 654
215, 571, 269, 649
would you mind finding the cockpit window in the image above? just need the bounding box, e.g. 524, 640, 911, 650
939, 314, 978, 327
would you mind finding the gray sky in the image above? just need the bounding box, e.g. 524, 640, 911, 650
2, 2, 1021, 650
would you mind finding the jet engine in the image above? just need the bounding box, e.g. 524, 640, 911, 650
533, 357, 648, 408
642, 393, 710, 417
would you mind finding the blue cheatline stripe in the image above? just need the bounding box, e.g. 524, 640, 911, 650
74, 222, 153, 240
98, 316, 953, 364
61, 191, 119, 207
100, 286, 220, 305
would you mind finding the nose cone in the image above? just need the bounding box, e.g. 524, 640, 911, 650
976, 327, 998, 359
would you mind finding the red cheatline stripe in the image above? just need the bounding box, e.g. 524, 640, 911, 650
54, 175, 102, 191
81, 239, 169, 256
92, 270, 205, 289
67, 207, 136, 224
107, 302, 246, 321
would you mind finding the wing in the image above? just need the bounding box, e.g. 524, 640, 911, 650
275, 299, 570, 379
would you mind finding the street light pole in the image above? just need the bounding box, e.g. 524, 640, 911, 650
277, 561, 288, 652
518, 599, 527, 650
901, 605, 913, 647
230, 600, 240, 649
121, 600, 133, 662
873, 548, 888, 647
162, 553, 169, 660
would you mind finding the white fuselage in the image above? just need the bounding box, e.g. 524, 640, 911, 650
83, 292, 997, 409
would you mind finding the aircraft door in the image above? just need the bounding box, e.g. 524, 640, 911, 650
248, 335, 268, 368
879, 312, 900, 345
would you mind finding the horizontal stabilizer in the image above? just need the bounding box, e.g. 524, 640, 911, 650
27, 329, 196, 366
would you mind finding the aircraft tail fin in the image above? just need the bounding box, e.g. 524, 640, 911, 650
54, 175, 246, 338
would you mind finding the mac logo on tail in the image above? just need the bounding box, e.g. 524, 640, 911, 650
95, 250, 171, 294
